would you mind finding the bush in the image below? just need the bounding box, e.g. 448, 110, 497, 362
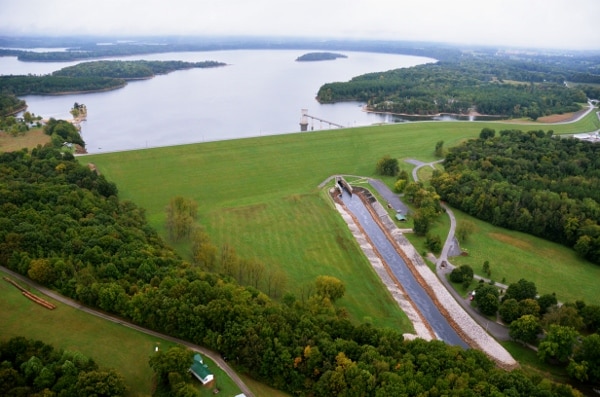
425, 234, 442, 253
449, 265, 474, 283
375, 155, 399, 176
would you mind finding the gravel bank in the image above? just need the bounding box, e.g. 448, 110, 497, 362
332, 186, 518, 370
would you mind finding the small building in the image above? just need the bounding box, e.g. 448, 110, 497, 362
395, 213, 407, 222
189, 353, 214, 387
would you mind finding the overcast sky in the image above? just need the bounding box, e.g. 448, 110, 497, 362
1, 0, 598, 50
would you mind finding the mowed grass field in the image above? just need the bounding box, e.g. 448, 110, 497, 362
448, 209, 600, 304
0, 271, 244, 397
84, 113, 600, 330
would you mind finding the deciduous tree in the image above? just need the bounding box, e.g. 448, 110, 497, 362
538, 325, 579, 364
375, 155, 399, 176
474, 284, 500, 316
315, 275, 346, 303
509, 314, 541, 345
503, 279, 537, 302
165, 196, 198, 241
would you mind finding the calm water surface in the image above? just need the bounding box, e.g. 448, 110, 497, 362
1, 50, 434, 153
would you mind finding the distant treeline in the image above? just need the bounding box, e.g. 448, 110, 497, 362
0, 37, 466, 62
431, 129, 600, 264
317, 57, 595, 119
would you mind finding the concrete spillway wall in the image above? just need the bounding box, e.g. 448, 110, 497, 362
332, 184, 518, 370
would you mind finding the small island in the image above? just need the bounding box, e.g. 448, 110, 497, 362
295, 52, 348, 62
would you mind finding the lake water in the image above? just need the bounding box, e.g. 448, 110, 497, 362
1, 50, 435, 153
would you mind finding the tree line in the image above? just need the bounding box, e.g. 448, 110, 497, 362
52, 60, 226, 80
431, 129, 600, 264
455, 271, 600, 385
316, 56, 592, 119
0, 75, 126, 96
0, 93, 26, 116
0, 145, 585, 396
0, 336, 127, 396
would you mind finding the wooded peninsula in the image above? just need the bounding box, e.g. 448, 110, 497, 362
317, 54, 600, 120
0, 60, 226, 100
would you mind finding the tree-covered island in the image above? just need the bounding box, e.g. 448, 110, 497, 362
296, 52, 348, 62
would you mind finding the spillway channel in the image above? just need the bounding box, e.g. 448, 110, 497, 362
339, 188, 468, 348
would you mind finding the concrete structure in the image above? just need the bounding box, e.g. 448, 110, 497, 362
300, 108, 344, 131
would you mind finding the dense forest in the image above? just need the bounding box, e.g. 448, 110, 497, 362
0, 336, 127, 396
52, 60, 226, 79
431, 129, 600, 264
0, 60, 225, 96
0, 93, 26, 116
0, 75, 126, 96
316, 57, 594, 119
0, 145, 586, 396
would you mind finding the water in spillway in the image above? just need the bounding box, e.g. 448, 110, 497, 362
340, 188, 468, 348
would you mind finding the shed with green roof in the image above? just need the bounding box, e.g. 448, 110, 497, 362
189, 353, 214, 386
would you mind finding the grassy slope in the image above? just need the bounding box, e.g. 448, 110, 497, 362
448, 209, 600, 303
84, 112, 600, 329
86, 121, 488, 332
0, 271, 243, 397
2, 111, 598, 396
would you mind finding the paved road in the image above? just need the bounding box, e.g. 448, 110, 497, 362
368, 178, 409, 214
406, 161, 512, 341
0, 266, 255, 397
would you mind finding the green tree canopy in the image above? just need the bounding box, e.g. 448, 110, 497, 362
375, 155, 399, 176
509, 314, 542, 345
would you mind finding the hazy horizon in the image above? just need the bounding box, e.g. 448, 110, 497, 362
0, 0, 598, 51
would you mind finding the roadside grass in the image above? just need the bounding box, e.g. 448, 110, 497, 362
240, 375, 292, 397
416, 164, 437, 181
501, 341, 570, 384
0, 272, 242, 397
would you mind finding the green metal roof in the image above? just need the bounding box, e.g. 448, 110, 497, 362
395, 213, 407, 221
190, 354, 213, 382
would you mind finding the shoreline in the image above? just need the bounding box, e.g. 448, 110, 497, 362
362, 105, 505, 120
28, 81, 128, 96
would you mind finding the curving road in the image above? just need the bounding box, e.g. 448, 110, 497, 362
0, 266, 255, 397
408, 160, 511, 341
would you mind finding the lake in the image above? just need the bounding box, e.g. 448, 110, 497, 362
1, 50, 435, 153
